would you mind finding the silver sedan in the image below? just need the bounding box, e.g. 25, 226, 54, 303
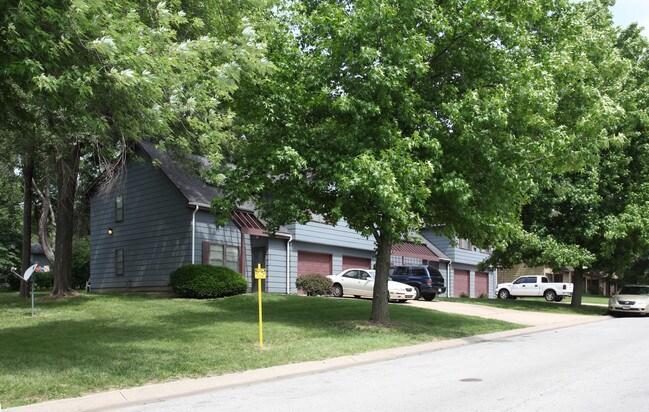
609, 285, 649, 316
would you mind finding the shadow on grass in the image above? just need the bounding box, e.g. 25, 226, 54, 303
0, 292, 523, 407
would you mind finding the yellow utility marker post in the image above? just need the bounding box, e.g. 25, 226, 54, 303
254, 264, 267, 348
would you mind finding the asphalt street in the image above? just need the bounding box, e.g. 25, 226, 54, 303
116, 316, 649, 412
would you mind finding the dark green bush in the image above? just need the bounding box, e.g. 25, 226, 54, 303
296, 273, 332, 296
169, 264, 248, 299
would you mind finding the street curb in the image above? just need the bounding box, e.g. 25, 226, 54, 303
6, 315, 609, 412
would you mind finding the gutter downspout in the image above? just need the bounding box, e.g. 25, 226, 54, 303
191, 205, 199, 264
286, 235, 293, 295
446, 260, 453, 297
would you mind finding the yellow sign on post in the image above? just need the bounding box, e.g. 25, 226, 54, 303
254, 264, 266, 348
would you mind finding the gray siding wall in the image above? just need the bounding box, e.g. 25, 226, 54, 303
421, 230, 496, 298
90, 158, 193, 291
286, 221, 375, 251
421, 230, 490, 265
267, 238, 288, 294
193, 212, 240, 266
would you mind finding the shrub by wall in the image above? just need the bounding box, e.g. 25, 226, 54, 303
169, 264, 248, 299
296, 273, 332, 296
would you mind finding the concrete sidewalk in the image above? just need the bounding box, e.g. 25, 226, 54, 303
6, 301, 609, 412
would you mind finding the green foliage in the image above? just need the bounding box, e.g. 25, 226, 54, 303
295, 273, 333, 296
0, 160, 22, 287
169, 264, 248, 298
0, 244, 21, 291
477, 292, 488, 299
486, 21, 649, 303
459, 292, 469, 299
1, 0, 271, 295
218, 0, 626, 321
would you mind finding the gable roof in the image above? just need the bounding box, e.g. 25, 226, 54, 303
136, 141, 219, 209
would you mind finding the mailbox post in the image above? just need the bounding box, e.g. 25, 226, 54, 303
9, 264, 44, 317
254, 264, 267, 348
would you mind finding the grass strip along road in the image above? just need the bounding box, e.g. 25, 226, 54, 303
1, 292, 521, 407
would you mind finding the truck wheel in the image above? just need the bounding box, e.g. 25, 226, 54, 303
423, 293, 436, 301
554, 296, 563, 302
498, 289, 510, 300
413, 286, 421, 300
332, 284, 343, 298
544, 289, 557, 302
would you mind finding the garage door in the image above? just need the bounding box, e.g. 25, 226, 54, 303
342, 255, 372, 271
297, 251, 332, 276
475, 272, 489, 297
454, 269, 470, 297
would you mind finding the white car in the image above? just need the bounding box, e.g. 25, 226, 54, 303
327, 268, 416, 302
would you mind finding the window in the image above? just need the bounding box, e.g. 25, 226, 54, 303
343, 270, 359, 279
207, 243, 240, 272
115, 249, 124, 276
458, 238, 472, 250
115, 196, 124, 222
411, 267, 426, 277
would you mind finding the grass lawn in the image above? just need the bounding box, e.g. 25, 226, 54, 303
0, 291, 522, 407
439, 296, 609, 316
579, 294, 610, 305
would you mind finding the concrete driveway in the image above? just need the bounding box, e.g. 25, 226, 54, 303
406, 299, 602, 327
7, 299, 608, 412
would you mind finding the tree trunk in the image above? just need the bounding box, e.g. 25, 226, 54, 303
570, 268, 585, 308
370, 234, 392, 324
51, 143, 81, 297
35, 173, 56, 264
20, 156, 34, 299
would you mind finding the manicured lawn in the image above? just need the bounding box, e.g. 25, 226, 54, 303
0, 292, 521, 407
579, 294, 610, 305
440, 297, 609, 316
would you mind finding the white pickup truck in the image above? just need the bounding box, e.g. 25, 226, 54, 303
496, 275, 574, 302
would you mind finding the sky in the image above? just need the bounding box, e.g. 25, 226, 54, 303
610, 0, 649, 36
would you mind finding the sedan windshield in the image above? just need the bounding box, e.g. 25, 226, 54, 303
618, 286, 649, 295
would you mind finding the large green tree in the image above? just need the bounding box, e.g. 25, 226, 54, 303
486, 21, 648, 307
1, 0, 269, 296
217, 0, 621, 323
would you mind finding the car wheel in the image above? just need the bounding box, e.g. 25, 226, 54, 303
332, 284, 343, 298
413, 287, 421, 300
554, 296, 563, 302
544, 289, 557, 302
423, 293, 436, 301
498, 289, 510, 300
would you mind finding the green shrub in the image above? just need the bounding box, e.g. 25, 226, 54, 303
169, 264, 248, 299
459, 291, 469, 298
478, 292, 488, 299
296, 273, 332, 296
